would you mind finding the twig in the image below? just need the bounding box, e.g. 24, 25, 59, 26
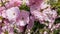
1, 0, 7, 9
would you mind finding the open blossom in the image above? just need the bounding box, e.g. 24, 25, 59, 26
16, 10, 29, 26
15, 10, 29, 32
5, 7, 20, 22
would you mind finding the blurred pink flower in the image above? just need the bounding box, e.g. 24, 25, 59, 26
1, 10, 7, 18
0, 6, 6, 17
30, 0, 43, 10
29, 0, 43, 6
51, 23, 60, 31
26, 0, 29, 6
2, 18, 14, 34
5, 0, 22, 8
2, 25, 14, 34
30, 10, 45, 24
0, 6, 6, 12
27, 16, 35, 29
40, 2, 50, 9
44, 31, 48, 34
42, 8, 57, 23
30, 3, 57, 24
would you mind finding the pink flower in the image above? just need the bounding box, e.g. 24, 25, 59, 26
0, 6, 6, 17
2, 25, 14, 34
2, 18, 14, 34
2, 18, 10, 24
1, 7, 20, 21
30, 0, 44, 10
40, 2, 50, 9
0, 6, 6, 11
16, 10, 29, 26
8, 27, 14, 34
29, 0, 43, 6
27, 16, 35, 29
51, 23, 60, 31
16, 10, 29, 32
18, 26, 25, 32
32, 10, 44, 20
1, 10, 7, 18
26, 0, 29, 6
5, 7, 20, 22
30, 2, 57, 24
42, 8, 57, 23
5, 0, 22, 8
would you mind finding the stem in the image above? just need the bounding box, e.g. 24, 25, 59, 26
33, 28, 39, 34
1, 0, 7, 9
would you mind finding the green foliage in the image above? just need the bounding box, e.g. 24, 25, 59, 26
19, 5, 30, 11
53, 29, 60, 34
4, 31, 8, 34
14, 29, 18, 33
54, 18, 60, 24
32, 21, 45, 32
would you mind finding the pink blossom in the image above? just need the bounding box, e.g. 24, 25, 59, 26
1, 10, 7, 18
29, 0, 43, 6
16, 10, 29, 32
30, 0, 43, 10
30, 10, 44, 24
2, 25, 14, 34
2, 19, 14, 34
16, 10, 29, 26
5, 0, 22, 8
18, 26, 25, 32
42, 8, 57, 23
30, 0, 57, 25
5, 7, 20, 22
51, 23, 60, 31
26, 0, 29, 6
0, 6, 6, 12
27, 16, 35, 29
40, 2, 50, 9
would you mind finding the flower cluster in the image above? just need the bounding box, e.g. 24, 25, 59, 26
0, 0, 60, 34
